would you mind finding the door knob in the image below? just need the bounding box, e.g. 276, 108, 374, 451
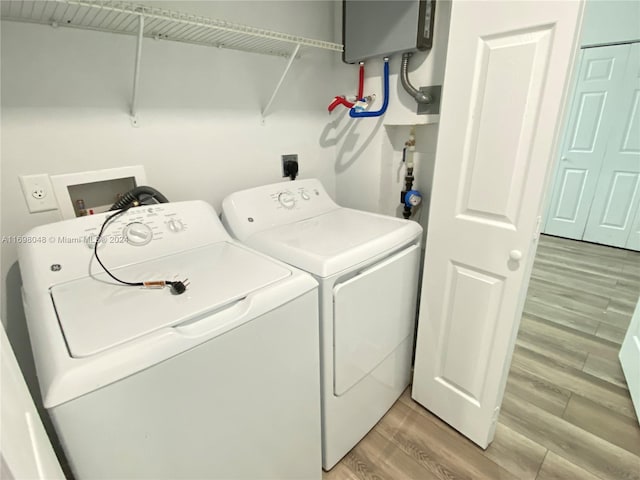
509, 250, 523, 261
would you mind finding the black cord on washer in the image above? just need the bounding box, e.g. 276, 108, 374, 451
93, 206, 189, 295
109, 186, 169, 211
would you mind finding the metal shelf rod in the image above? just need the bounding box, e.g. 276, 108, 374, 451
262, 43, 301, 122
59, 0, 343, 52
130, 14, 144, 125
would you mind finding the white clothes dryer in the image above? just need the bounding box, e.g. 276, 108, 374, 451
222, 179, 422, 470
18, 200, 322, 480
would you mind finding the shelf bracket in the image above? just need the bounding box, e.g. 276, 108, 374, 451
261, 43, 301, 123
130, 14, 144, 127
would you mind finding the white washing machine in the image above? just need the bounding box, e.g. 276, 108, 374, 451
18, 200, 322, 480
222, 179, 422, 469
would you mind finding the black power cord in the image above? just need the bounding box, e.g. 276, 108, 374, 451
109, 186, 169, 211
93, 206, 189, 295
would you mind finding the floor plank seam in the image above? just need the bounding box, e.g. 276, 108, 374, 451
560, 392, 573, 419
580, 352, 589, 371
553, 451, 610, 480
533, 449, 549, 480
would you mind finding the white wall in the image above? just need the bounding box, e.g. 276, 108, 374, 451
581, 0, 640, 46
1, 0, 345, 412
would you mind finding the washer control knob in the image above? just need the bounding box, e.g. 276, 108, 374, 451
300, 190, 311, 201
278, 191, 296, 209
166, 219, 184, 233
123, 222, 153, 246
85, 235, 106, 250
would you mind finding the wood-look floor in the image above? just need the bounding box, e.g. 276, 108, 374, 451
324, 235, 640, 480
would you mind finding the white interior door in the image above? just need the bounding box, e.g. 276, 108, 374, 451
583, 43, 640, 249
620, 299, 640, 423
0, 325, 64, 479
544, 44, 631, 239
412, 0, 584, 448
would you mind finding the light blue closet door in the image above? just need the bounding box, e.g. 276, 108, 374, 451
627, 200, 640, 250
544, 44, 631, 239
583, 43, 640, 249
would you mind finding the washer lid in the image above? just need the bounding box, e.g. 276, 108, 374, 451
50, 242, 291, 358
245, 208, 422, 277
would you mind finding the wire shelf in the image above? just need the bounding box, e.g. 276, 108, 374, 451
0, 0, 344, 58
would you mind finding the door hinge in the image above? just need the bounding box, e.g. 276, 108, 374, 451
533, 215, 542, 241
492, 406, 500, 424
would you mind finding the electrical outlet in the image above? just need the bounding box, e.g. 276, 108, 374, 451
19, 174, 58, 213
282, 154, 299, 180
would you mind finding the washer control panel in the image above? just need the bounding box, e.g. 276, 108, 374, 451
21, 200, 231, 284
112, 206, 193, 246
85, 205, 195, 250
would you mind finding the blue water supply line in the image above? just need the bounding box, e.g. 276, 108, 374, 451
349, 57, 389, 118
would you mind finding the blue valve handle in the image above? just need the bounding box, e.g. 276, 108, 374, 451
404, 190, 422, 207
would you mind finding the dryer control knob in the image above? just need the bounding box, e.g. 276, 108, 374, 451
278, 191, 296, 209
123, 222, 153, 246
300, 190, 311, 201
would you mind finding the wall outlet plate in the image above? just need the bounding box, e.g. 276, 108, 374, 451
19, 174, 58, 213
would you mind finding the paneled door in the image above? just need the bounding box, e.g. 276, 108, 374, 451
583, 43, 640, 248
544, 43, 631, 239
411, 0, 584, 448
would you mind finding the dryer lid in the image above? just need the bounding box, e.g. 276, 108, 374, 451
50, 242, 291, 358
245, 208, 422, 277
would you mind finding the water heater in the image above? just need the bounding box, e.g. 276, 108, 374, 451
343, 0, 436, 64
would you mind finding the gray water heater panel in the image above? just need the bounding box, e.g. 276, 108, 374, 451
343, 0, 435, 64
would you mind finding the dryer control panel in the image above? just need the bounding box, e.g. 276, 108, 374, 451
273, 184, 320, 210
222, 179, 340, 241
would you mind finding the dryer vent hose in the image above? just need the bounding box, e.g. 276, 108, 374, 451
109, 186, 169, 211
